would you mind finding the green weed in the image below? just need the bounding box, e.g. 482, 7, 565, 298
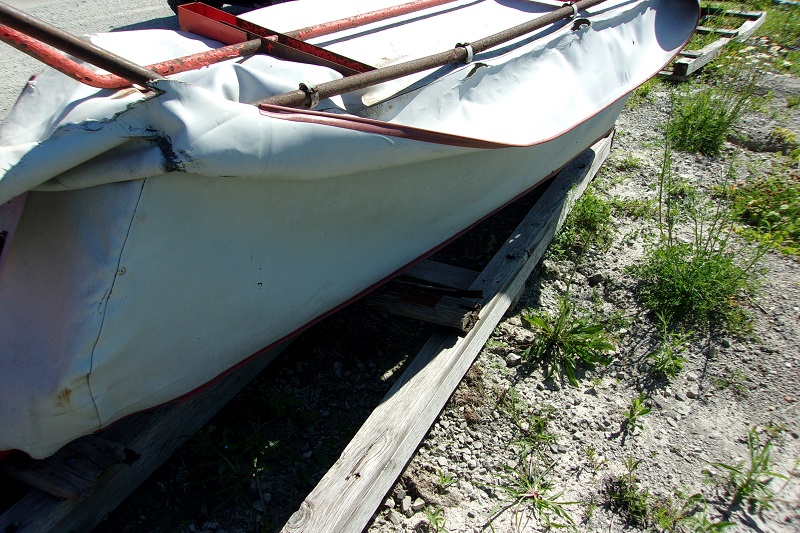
424, 505, 449, 533
606, 456, 650, 526
726, 165, 800, 257
626, 78, 660, 109
583, 445, 607, 476
624, 393, 652, 434
652, 493, 735, 532
191, 422, 280, 510
436, 469, 457, 493
648, 312, 691, 380
710, 425, 789, 512
667, 84, 752, 155
713, 368, 750, 398
495, 387, 557, 451
521, 285, 614, 386
611, 197, 655, 219
488, 455, 578, 530
551, 188, 614, 257
632, 146, 768, 333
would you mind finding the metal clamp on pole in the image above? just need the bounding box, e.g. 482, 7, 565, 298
562, 2, 579, 17
299, 81, 320, 108
456, 42, 474, 64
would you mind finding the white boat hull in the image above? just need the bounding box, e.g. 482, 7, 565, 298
0, 0, 698, 457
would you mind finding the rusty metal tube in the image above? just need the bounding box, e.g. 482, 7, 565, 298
0, 1, 163, 86
0, 22, 262, 89
285, 0, 462, 40
256, 0, 608, 108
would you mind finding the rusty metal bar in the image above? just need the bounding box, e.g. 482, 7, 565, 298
0, 1, 163, 86
0, 22, 262, 89
255, 0, 605, 108
284, 0, 463, 40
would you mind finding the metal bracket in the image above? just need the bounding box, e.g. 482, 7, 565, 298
562, 2, 579, 17
456, 42, 474, 64
572, 17, 591, 30
299, 81, 320, 108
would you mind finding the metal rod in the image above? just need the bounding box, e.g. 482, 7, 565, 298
255, 0, 606, 108
285, 0, 463, 40
0, 23, 261, 89
0, 1, 162, 86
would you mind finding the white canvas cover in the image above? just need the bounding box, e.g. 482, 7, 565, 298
0, 0, 698, 457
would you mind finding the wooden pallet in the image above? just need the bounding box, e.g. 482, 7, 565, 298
659, 7, 767, 81
0, 132, 612, 532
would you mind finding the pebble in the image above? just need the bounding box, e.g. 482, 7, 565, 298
384, 498, 395, 509
388, 510, 403, 525
721, 339, 731, 348
686, 390, 698, 399
402, 495, 412, 516
505, 353, 522, 367
412, 498, 425, 512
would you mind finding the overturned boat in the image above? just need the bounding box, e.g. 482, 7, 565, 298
0, 0, 698, 458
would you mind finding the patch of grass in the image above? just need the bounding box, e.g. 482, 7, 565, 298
551, 188, 614, 257
788, 95, 800, 109
623, 393, 652, 434
495, 387, 557, 452
488, 455, 578, 530
626, 78, 660, 109
614, 152, 645, 171
713, 368, 750, 398
711, 425, 789, 513
606, 456, 650, 526
667, 84, 752, 155
652, 493, 735, 532
632, 145, 768, 333
648, 312, 691, 380
611, 197, 655, 219
191, 422, 280, 511
583, 445, 607, 476
435, 470, 457, 493
424, 505, 449, 533
726, 165, 800, 257
521, 283, 614, 386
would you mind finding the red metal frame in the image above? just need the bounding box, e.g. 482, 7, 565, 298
177, 3, 375, 75
283, 0, 462, 40
1, 22, 261, 89
0, 0, 467, 89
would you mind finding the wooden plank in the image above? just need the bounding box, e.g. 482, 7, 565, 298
671, 37, 731, 78
362, 286, 480, 332
404, 259, 480, 291
735, 11, 767, 41
0, 436, 132, 500
281, 132, 614, 533
696, 26, 739, 38
0, 343, 287, 533
659, 9, 766, 81
362, 260, 483, 331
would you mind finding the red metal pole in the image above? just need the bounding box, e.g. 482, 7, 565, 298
284, 0, 463, 40
0, 23, 262, 89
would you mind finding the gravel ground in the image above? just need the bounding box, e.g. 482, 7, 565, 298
364, 72, 800, 533
1, 3, 799, 532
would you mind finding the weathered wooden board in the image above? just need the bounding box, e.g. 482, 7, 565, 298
659, 9, 766, 81
281, 132, 614, 533
0, 343, 287, 533
0, 436, 133, 501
